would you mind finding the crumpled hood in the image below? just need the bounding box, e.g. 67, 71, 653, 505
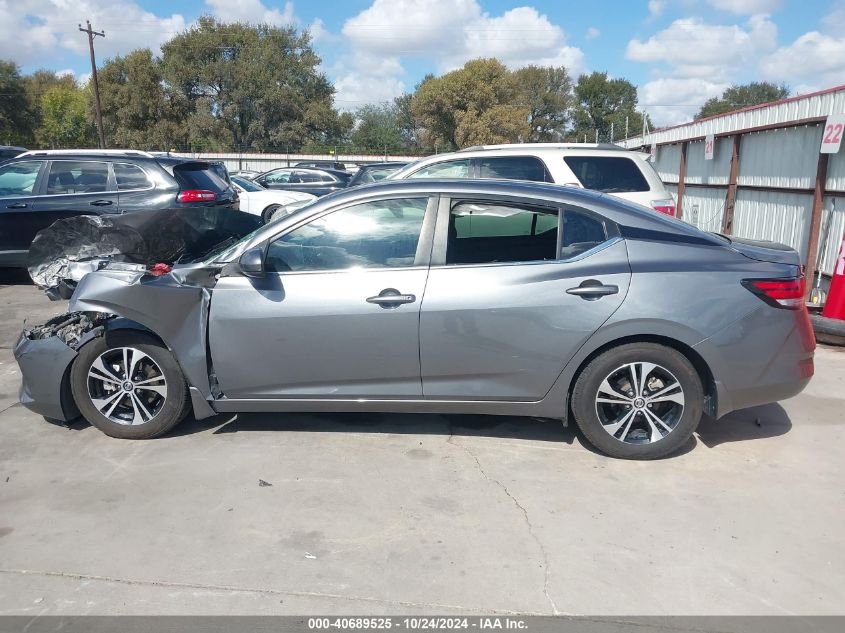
28, 207, 261, 299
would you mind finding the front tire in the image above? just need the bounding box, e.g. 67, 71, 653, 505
70, 332, 190, 439
571, 343, 703, 459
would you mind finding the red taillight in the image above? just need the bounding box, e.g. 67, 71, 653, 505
177, 189, 217, 203
650, 199, 676, 216
742, 277, 805, 309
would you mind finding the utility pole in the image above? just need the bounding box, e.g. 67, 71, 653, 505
79, 20, 106, 149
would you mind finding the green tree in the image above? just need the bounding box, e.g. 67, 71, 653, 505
513, 65, 573, 141
393, 93, 422, 151
572, 72, 648, 142
37, 84, 96, 148
22, 69, 77, 146
160, 16, 347, 151
96, 49, 190, 150
411, 59, 530, 150
0, 61, 32, 146
695, 82, 790, 119
350, 103, 404, 153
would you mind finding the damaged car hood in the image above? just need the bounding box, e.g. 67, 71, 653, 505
28, 207, 261, 299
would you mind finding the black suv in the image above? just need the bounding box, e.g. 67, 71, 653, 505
0, 150, 238, 268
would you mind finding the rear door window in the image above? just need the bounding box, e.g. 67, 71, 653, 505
46, 160, 109, 194
560, 209, 608, 260
563, 156, 650, 193
446, 201, 559, 265
478, 156, 552, 182
174, 162, 229, 193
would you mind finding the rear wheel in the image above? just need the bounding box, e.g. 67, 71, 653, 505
572, 343, 703, 459
70, 332, 190, 439
261, 204, 282, 224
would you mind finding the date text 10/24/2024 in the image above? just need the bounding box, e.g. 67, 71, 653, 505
307, 618, 528, 630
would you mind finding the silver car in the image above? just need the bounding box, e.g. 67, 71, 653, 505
15, 179, 815, 459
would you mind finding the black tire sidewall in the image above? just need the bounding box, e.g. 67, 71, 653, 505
572, 343, 704, 460
261, 204, 281, 224
70, 332, 189, 439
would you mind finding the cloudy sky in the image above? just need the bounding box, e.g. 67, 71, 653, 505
3, 0, 845, 126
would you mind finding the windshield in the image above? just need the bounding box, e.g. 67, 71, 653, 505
231, 175, 264, 192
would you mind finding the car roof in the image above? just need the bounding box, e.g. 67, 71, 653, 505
262, 166, 350, 177
360, 162, 408, 169
13, 149, 217, 167
243, 177, 716, 250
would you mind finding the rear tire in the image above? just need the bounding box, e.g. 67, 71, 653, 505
70, 332, 190, 439
261, 204, 282, 224
571, 343, 703, 459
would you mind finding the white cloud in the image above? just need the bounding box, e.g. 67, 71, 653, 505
707, 0, 782, 15
585, 27, 600, 40
760, 31, 845, 88
757, 4, 845, 91
638, 77, 730, 126
333, 54, 406, 108
338, 0, 586, 108
626, 14, 776, 81
0, 0, 186, 67
204, 0, 295, 26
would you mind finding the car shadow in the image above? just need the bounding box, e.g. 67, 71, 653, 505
57, 402, 793, 457
695, 402, 792, 448
172, 411, 577, 445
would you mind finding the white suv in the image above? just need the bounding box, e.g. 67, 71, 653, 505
390, 143, 676, 216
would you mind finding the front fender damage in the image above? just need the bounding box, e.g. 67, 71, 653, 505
68, 268, 219, 420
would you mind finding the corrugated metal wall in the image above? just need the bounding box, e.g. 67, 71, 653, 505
737, 126, 823, 189
685, 138, 731, 186
819, 196, 845, 275
826, 151, 845, 192
654, 144, 681, 183
681, 186, 726, 233
732, 190, 813, 260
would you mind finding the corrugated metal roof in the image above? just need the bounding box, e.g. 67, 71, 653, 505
621, 84, 845, 147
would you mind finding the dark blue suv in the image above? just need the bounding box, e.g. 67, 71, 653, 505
0, 150, 238, 268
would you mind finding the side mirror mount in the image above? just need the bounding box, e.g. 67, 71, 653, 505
238, 246, 264, 277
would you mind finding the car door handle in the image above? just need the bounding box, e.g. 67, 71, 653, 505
6, 202, 27, 209
90, 199, 113, 206
566, 281, 619, 299
366, 289, 416, 307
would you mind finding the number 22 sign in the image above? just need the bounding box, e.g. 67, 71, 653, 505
821, 114, 845, 154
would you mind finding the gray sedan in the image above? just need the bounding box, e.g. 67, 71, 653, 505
15, 179, 815, 459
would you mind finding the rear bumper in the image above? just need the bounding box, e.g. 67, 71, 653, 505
695, 305, 815, 419
14, 332, 79, 422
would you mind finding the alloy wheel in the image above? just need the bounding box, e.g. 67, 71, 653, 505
594, 361, 685, 444
86, 346, 168, 426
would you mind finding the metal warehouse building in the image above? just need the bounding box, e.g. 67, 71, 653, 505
621, 85, 845, 286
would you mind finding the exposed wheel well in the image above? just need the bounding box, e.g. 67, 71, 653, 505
567, 334, 717, 419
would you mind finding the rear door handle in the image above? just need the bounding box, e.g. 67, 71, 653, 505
566, 281, 619, 299
6, 202, 27, 209
366, 288, 416, 307
90, 199, 113, 206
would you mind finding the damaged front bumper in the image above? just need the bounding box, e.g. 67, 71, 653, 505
15, 313, 111, 422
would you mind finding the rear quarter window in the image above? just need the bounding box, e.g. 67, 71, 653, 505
478, 156, 552, 182
563, 156, 650, 193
